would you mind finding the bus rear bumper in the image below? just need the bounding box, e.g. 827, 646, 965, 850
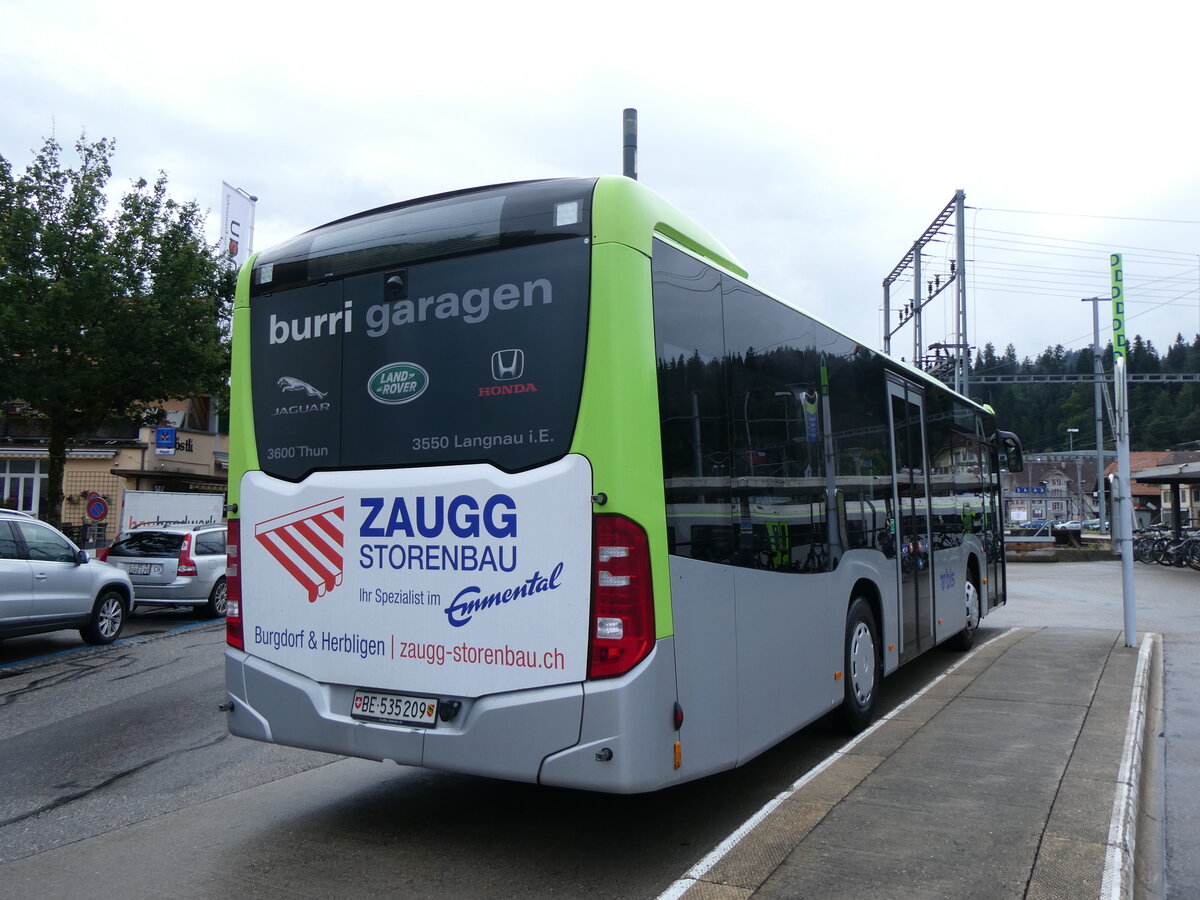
537, 638, 681, 793
225, 640, 683, 791
225, 648, 588, 783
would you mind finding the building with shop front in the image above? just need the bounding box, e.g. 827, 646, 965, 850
1002, 450, 1200, 530
0, 396, 226, 545
1104, 451, 1200, 530
1003, 455, 1104, 526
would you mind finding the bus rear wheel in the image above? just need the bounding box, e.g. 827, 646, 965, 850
952, 575, 981, 651
838, 597, 880, 733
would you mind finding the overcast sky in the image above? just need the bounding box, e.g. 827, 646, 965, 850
4, 0, 1198, 366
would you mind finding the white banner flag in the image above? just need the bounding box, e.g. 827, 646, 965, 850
220, 182, 256, 270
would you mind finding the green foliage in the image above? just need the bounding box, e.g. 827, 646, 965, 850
0, 135, 232, 524
973, 334, 1200, 455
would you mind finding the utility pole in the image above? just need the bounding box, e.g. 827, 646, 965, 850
1110, 253, 1136, 649
913, 244, 922, 364
1067, 427, 1080, 518
1081, 297, 1109, 533
954, 190, 968, 395
883, 194, 964, 382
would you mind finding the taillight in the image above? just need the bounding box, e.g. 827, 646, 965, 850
95, 546, 110, 561
588, 514, 654, 679
177, 534, 198, 576
226, 520, 243, 650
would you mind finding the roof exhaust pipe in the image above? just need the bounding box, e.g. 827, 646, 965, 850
623, 108, 637, 180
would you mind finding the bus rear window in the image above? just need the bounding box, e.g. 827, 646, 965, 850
249, 230, 591, 478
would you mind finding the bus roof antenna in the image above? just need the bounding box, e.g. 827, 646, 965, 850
623, 108, 638, 180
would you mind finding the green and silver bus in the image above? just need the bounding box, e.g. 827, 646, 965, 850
224, 176, 1023, 793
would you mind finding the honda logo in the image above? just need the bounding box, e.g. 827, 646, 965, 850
491, 349, 525, 381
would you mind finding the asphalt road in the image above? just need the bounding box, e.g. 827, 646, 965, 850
0, 604, 216, 667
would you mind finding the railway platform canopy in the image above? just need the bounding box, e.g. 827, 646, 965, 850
1131, 461, 1200, 536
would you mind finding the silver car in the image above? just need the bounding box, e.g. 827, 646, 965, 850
0, 509, 133, 645
105, 525, 228, 618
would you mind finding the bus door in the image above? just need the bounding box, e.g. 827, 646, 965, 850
887, 378, 934, 661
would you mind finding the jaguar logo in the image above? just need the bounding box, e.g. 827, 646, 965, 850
278, 376, 328, 399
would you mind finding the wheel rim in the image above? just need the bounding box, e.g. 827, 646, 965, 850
98, 596, 123, 639
212, 580, 228, 616
964, 580, 980, 635
848, 621, 876, 706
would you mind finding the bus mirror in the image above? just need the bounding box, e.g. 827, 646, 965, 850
996, 430, 1024, 473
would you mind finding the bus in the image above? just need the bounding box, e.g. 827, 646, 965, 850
223, 176, 1023, 793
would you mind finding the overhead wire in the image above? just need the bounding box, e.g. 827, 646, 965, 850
893, 212, 1199, 360
881, 203, 1200, 362
972, 207, 1200, 226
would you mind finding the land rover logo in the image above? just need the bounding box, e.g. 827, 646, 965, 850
367, 362, 429, 404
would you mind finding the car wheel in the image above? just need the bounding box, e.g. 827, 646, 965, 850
81, 590, 126, 645
200, 577, 228, 619
952, 574, 981, 651
838, 596, 880, 733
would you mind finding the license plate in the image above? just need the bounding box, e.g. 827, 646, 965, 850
127, 563, 162, 576
351, 690, 438, 727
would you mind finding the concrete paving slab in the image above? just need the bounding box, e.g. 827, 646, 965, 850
846, 716, 923, 758
764, 798, 1041, 899
702, 798, 832, 890
854, 761, 1062, 815
791, 753, 885, 807
887, 694, 953, 726
1027, 834, 1105, 900
895, 700, 1086, 779
681, 883, 752, 900
921, 669, 976, 695
1045, 773, 1118, 846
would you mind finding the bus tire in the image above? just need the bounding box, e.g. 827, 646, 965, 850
838, 597, 880, 733
952, 573, 981, 652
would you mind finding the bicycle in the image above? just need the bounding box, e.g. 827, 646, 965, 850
1135, 530, 1200, 570
1157, 532, 1200, 571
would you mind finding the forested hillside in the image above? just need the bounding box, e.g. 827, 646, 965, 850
969, 334, 1200, 454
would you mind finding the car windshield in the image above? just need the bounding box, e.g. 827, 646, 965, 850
108, 532, 185, 557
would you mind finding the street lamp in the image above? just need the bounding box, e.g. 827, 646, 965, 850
775, 391, 792, 474
1066, 428, 1081, 518
775, 392, 792, 441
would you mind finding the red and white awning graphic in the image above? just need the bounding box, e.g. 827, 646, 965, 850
254, 497, 345, 603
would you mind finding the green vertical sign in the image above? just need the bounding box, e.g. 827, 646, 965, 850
1111, 253, 1126, 361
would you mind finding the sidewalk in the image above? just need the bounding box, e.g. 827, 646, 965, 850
664, 628, 1163, 900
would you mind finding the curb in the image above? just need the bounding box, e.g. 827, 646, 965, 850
1134, 634, 1166, 900
1007, 550, 1118, 563
1101, 633, 1161, 900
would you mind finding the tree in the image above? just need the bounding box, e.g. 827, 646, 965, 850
0, 135, 232, 525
